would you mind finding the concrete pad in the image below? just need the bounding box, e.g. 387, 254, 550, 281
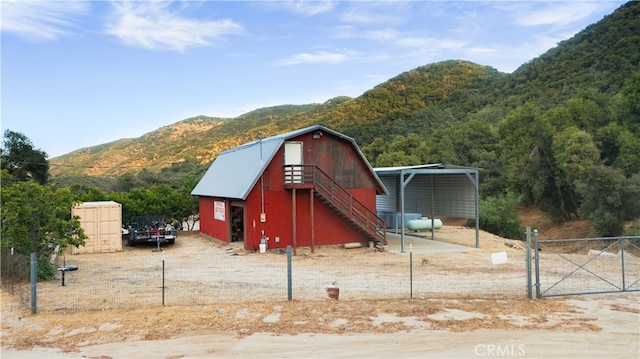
384, 231, 478, 254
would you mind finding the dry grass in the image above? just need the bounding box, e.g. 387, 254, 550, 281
1, 289, 599, 353
517, 206, 595, 239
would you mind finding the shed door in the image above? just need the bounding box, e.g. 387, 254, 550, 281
284, 141, 303, 183
81, 208, 99, 253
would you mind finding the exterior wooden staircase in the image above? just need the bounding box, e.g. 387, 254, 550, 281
284, 164, 386, 246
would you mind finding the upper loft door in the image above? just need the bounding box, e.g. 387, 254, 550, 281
284, 141, 303, 183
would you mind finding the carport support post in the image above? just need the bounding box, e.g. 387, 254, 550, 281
526, 226, 532, 299
399, 170, 417, 253
430, 174, 436, 241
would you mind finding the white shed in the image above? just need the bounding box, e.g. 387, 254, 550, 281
71, 201, 122, 254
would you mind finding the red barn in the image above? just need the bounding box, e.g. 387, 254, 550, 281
191, 125, 388, 253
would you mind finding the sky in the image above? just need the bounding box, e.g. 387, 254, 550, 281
1, 0, 627, 158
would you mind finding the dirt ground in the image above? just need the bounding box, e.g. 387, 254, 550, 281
2, 218, 639, 358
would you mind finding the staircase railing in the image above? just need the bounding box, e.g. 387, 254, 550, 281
284, 164, 386, 244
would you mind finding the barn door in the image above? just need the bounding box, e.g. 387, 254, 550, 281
284, 141, 303, 183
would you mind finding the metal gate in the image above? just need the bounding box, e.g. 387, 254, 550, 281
532, 234, 640, 297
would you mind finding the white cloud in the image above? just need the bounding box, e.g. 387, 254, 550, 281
363, 28, 400, 41
281, 0, 335, 16
513, 2, 604, 27
274, 48, 362, 65
337, 1, 413, 25
104, 1, 243, 52
339, 10, 398, 25
0, 0, 89, 41
396, 37, 464, 50
458, 33, 562, 73
332, 26, 400, 41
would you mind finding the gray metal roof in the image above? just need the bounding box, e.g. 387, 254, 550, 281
374, 164, 480, 175
192, 125, 387, 199
374, 164, 444, 174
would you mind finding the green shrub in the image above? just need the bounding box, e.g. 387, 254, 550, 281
37, 255, 57, 281
468, 191, 524, 240
624, 220, 640, 236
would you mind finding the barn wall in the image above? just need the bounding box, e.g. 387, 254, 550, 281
244, 185, 372, 251
239, 133, 378, 251
294, 132, 378, 190
198, 196, 230, 243
199, 129, 382, 251
294, 189, 372, 247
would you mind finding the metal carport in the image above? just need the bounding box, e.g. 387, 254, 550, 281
374, 164, 480, 252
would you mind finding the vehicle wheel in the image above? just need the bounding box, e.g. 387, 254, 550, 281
168, 239, 175, 245
127, 234, 134, 247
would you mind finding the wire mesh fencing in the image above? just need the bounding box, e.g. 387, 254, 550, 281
534, 236, 640, 297
5, 234, 529, 312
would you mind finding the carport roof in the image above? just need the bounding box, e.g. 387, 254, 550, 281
374, 163, 480, 175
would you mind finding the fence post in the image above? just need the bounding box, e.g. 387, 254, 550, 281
526, 227, 532, 299
10, 247, 15, 295
287, 245, 292, 301
533, 229, 541, 298
162, 258, 165, 306
409, 243, 413, 299
30, 252, 37, 314
620, 238, 626, 291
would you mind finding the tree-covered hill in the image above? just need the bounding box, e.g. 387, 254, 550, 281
48, 1, 640, 236
49, 59, 500, 178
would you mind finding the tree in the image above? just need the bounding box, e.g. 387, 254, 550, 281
180, 176, 200, 230
364, 134, 430, 167
497, 104, 553, 204
617, 70, 640, 131
1, 130, 49, 184
552, 126, 602, 184
113, 172, 143, 192
431, 119, 498, 170
576, 166, 635, 236
612, 131, 640, 177
361, 137, 387, 165
1, 181, 87, 280
107, 180, 199, 230
68, 184, 107, 203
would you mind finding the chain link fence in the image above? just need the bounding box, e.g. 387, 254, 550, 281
533, 236, 640, 297
4, 233, 531, 312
